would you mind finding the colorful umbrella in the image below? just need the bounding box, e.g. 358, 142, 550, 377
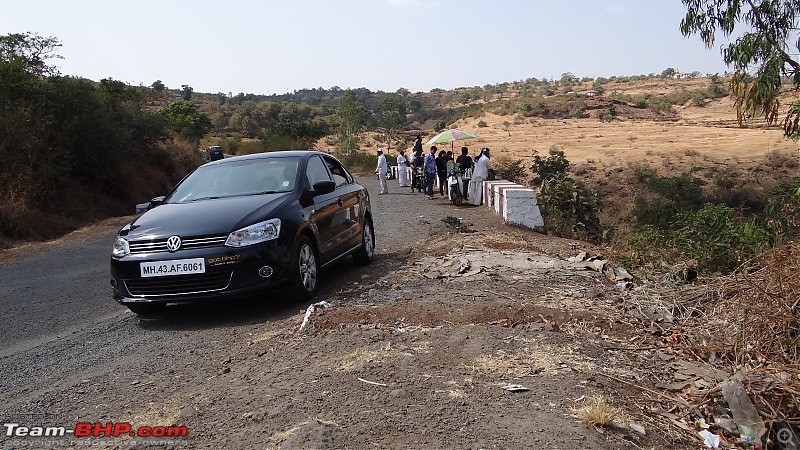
426, 129, 479, 146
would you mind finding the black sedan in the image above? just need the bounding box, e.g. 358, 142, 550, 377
110, 151, 374, 315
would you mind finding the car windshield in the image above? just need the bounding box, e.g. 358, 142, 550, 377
165, 156, 301, 203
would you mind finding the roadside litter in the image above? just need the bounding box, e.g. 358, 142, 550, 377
298, 301, 332, 333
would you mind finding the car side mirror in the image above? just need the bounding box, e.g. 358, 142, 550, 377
307, 180, 335, 197
136, 196, 165, 213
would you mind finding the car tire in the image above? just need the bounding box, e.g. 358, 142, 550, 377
352, 219, 375, 266
291, 235, 319, 301
125, 303, 165, 315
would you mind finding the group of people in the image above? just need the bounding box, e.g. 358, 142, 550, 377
377, 134, 491, 206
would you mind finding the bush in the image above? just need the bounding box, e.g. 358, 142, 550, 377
528, 148, 602, 241
669, 203, 770, 273
492, 156, 528, 184
765, 173, 800, 241
539, 172, 602, 241
333, 150, 374, 176
530, 147, 570, 187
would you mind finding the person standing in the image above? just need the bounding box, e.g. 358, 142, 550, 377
376, 148, 388, 194
396, 149, 409, 188
411, 148, 425, 192
455, 147, 473, 200
435, 150, 448, 197
424, 146, 437, 199
412, 134, 423, 157
468, 147, 491, 206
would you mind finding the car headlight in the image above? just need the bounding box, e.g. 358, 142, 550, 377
225, 218, 281, 247
112, 236, 130, 257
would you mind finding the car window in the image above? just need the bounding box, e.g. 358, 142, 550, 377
305, 155, 332, 188
165, 156, 300, 202
322, 155, 352, 187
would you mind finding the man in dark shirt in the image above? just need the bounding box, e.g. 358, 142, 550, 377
455, 147, 473, 200
435, 150, 448, 197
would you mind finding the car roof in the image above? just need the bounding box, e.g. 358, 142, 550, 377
204, 150, 327, 165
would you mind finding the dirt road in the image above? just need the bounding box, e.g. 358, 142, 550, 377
1, 177, 694, 449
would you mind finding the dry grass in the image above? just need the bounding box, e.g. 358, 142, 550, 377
671, 242, 800, 424
335, 342, 430, 371
575, 396, 619, 428
470, 338, 596, 377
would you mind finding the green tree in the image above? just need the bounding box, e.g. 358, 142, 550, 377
530, 147, 570, 187
151, 80, 166, 92
502, 120, 512, 137
483, 83, 495, 101
681, 0, 800, 138
180, 84, 193, 101
559, 72, 577, 85
335, 90, 368, 155
375, 95, 407, 153
160, 100, 212, 142
0, 32, 62, 76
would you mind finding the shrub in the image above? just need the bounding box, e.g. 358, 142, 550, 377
765, 174, 800, 241
332, 149, 374, 176
669, 203, 771, 274
477, 120, 488, 128
649, 172, 704, 206
492, 156, 527, 184
530, 147, 570, 187
539, 172, 602, 241
529, 149, 602, 241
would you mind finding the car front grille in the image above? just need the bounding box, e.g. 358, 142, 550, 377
124, 272, 233, 297
128, 234, 228, 254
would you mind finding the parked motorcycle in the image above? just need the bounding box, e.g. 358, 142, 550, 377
448, 167, 463, 205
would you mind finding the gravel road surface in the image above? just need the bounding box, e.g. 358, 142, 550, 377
1, 176, 663, 449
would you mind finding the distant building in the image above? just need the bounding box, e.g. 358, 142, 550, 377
585, 90, 600, 98
673, 69, 691, 79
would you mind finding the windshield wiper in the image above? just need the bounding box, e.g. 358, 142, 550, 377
189, 196, 220, 202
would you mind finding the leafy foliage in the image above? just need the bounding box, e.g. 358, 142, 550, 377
491, 156, 528, 184
529, 148, 601, 241
335, 90, 368, 155
375, 95, 407, 152
621, 167, 800, 275
681, 0, 800, 137
0, 32, 62, 76
670, 203, 771, 274
529, 147, 570, 187
0, 33, 199, 243
538, 172, 602, 241
159, 100, 213, 143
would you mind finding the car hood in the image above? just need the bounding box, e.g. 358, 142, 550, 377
123, 193, 291, 239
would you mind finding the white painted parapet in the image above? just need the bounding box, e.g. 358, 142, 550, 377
483, 180, 545, 232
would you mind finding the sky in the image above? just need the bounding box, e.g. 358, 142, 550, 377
1, 0, 735, 95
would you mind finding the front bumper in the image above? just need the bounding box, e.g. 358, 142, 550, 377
110, 239, 294, 304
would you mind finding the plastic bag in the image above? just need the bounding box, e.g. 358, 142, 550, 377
721, 379, 766, 446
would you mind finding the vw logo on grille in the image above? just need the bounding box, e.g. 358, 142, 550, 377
166, 235, 182, 252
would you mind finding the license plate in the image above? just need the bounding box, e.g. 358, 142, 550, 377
140, 258, 206, 278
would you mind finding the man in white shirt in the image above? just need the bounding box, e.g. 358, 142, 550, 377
396, 150, 409, 187
376, 148, 389, 194
468, 148, 491, 205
